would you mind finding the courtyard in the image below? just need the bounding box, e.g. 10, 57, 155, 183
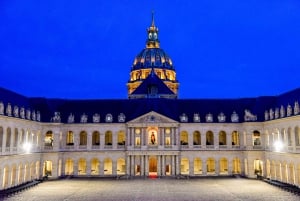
2, 177, 299, 201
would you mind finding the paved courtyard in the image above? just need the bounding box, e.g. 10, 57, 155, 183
2, 177, 299, 201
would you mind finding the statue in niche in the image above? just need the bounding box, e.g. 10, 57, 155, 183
269, 109, 274, 120
231, 111, 239, 122
26, 109, 31, 120
294, 101, 299, 115
193, 113, 200, 122
274, 108, 279, 119
287, 104, 292, 117
264, 110, 269, 121
218, 112, 226, 122
93, 113, 100, 123
51, 112, 61, 123
0, 102, 4, 115
118, 113, 125, 122
20, 107, 25, 119
36, 111, 41, 121
32, 110, 36, 121
80, 113, 88, 123
6, 103, 12, 116
67, 113, 74, 123
13, 106, 19, 117
205, 113, 213, 122
244, 109, 257, 121
280, 105, 285, 118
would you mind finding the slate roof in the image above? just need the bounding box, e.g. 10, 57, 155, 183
0, 87, 299, 123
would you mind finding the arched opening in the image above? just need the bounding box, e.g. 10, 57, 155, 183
91, 158, 99, 175
78, 158, 86, 175
266, 160, 271, 178
193, 131, 201, 145
180, 131, 188, 145
149, 156, 157, 174
271, 161, 276, 179
219, 158, 228, 174
30, 163, 35, 180
253, 130, 261, 146
24, 163, 30, 182
276, 162, 282, 181
232, 131, 239, 146
206, 158, 215, 174
254, 159, 263, 176
206, 131, 214, 145
104, 158, 112, 175
79, 131, 87, 146
65, 159, 74, 175
219, 131, 227, 145
11, 165, 17, 186
117, 158, 125, 175
232, 158, 241, 174
194, 158, 202, 175
289, 163, 295, 184
17, 164, 23, 184
295, 126, 300, 146
2, 166, 9, 188
6, 127, 11, 151
44, 130, 53, 147
148, 128, 158, 145
117, 131, 125, 146
66, 131, 74, 145
43, 161, 52, 177
35, 161, 40, 180
13, 128, 18, 148
180, 157, 189, 175
92, 131, 100, 146
0, 126, 3, 150
105, 131, 112, 146
287, 128, 292, 146
282, 162, 288, 183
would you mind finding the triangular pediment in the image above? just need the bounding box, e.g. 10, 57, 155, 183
128, 111, 178, 124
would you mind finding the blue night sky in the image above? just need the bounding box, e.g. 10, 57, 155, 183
0, 0, 300, 99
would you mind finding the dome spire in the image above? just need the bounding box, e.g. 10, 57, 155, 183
146, 11, 160, 48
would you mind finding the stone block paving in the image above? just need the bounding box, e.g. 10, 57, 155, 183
2, 178, 299, 201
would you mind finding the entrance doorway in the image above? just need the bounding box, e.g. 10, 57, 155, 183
149, 157, 157, 175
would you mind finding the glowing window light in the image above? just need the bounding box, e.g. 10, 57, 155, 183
274, 140, 283, 152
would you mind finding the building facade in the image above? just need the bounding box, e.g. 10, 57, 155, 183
0, 15, 300, 190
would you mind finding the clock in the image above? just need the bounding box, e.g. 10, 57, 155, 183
153, 32, 157, 39
148, 33, 152, 39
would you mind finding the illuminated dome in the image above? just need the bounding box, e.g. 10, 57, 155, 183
127, 13, 179, 99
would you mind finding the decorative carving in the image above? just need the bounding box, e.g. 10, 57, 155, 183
274, 108, 279, 119
26, 109, 31, 120
244, 109, 257, 121
287, 104, 292, 117
68, 113, 74, 123
32, 110, 36, 121
118, 113, 125, 122
51, 112, 61, 123
13, 106, 19, 118
205, 113, 213, 122
231, 111, 239, 122
6, 103, 12, 116
36, 111, 41, 121
20, 107, 25, 119
280, 105, 285, 118
180, 113, 188, 122
217, 112, 226, 122
93, 113, 100, 123
80, 113, 88, 123
269, 109, 274, 120
0, 102, 4, 115
105, 114, 113, 122
264, 110, 269, 121
294, 101, 299, 115
193, 113, 200, 122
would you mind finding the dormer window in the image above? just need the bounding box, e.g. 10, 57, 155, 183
193, 113, 200, 122
180, 113, 188, 122
118, 113, 126, 122
206, 113, 213, 122
218, 112, 226, 122
106, 114, 113, 123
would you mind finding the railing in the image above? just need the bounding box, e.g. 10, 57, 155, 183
79, 145, 87, 150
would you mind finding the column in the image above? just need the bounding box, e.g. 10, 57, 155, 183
99, 160, 104, 175
143, 128, 147, 146
157, 156, 161, 176
87, 132, 92, 150
126, 128, 130, 146
189, 159, 193, 176
161, 156, 165, 176
215, 159, 219, 175
162, 128, 165, 146
112, 160, 117, 175
141, 155, 144, 176
227, 131, 231, 148
131, 128, 135, 147
141, 128, 144, 147
201, 131, 206, 148
145, 155, 149, 176
126, 155, 130, 176
171, 156, 175, 176
214, 130, 219, 149
100, 132, 105, 150
202, 158, 207, 175
176, 155, 180, 175
131, 155, 135, 176
2, 127, 6, 153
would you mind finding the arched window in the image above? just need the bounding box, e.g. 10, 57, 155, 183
104, 158, 112, 175
253, 130, 261, 146
219, 131, 226, 145
91, 158, 99, 175
180, 158, 189, 175
117, 131, 125, 146
194, 158, 202, 175
180, 131, 188, 145
78, 158, 86, 175
219, 158, 228, 174
92, 131, 100, 145
295, 126, 300, 146
206, 131, 214, 145
0, 126, 3, 149
233, 158, 241, 174
6, 127, 11, 149
66, 131, 74, 145
65, 159, 74, 175
117, 158, 125, 175
79, 131, 87, 146
13, 128, 18, 147
105, 131, 112, 145
44, 130, 53, 147
193, 131, 201, 145
206, 158, 215, 173
287, 128, 292, 146
232, 131, 239, 146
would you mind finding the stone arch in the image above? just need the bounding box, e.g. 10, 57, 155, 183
66, 131, 74, 145
91, 158, 100, 175
78, 158, 87, 175
206, 158, 215, 174
44, 130, 53, 147
232, 158, 241, 174
253, 130, 261, 146
79, 131, 87, 146
104, 158, 112, 175
219, 131, 226, 145
193, 158, 202, 175
43, 160, 53, 177
92, 131, 100, 146
105, 131, 113, 145
193, 131, 201, 145
232, 131, 239, 146
180, 131, 188, 145
289, 163, 295, 184
219, 158, 228, 174
117, 130, 125, 146
65, 159, 74, 175
117, 158, 125, 175
206, 131, 214, 145
180, 157, 189, 175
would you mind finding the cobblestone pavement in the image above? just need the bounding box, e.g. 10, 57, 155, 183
2, 177, 299, 201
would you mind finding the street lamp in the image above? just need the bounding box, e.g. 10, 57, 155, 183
23, 142, 32, 153
273, 140, 283, 152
